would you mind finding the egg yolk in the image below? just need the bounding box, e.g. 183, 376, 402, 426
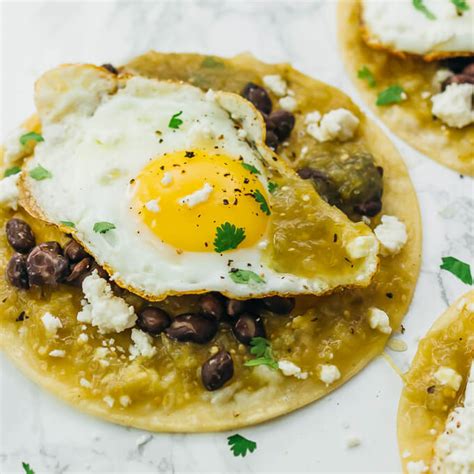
133, 150, 270, 252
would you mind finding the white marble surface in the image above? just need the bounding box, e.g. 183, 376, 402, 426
0, 1, 472, 473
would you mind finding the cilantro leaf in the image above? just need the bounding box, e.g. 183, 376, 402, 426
229, 268, 265, 285
227, 434, 257, 457
440, 257, 472, 285
357, 65, 376, 88
214, 222, 246, 252
4, 166, 21, 177
168, 111, 183, 129
267, 181, 278, 193
376, 85, 406, 106
451, 0, 470, 12
93, 221, 116, 234
60, 221, 76, 228
244, 337, 278, 369
241, 162, 260, 175
201, 56, 225, 69
412, 0, 436, 19
252, 189, 271, 215
19, 131, 44, 146
29, 165, 52, 181
22, 462, 35, 474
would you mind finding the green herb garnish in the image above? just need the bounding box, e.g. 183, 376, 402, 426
201, 56, 225, 69
244, 337, 278, 369
241, 162, 260, 175
267, 181, 278, 193
357, 65, 376, 88
440, 257, 472, 285
4, 166, 21, 177
229, 269, 265, 285
253, 189, 271, 215
22, 462, 35, 474
93, 221, 116, 234
412, 0, 436, 19
227, 434, 257, 457
168, 111, 183, 129
19, 131, 44, 146
376, 85, 406, 106
60, 221, 76, 228
29, 165, 52, 181
451, 0, 470, 12
214, 222, 246, 252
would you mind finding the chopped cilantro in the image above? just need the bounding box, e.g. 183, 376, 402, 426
229, 268, 265, 285
241, 162, 260, 175
376, 85, 406, 106
19, 131, 44, 146
451, 0, 469, 12
412, 0, 436, 19
357, 65, 376, 88
60, 221, 76, 228
253, 189, 271, 215
22, 462, 35, 474
29, 165, 52, 181
440, 257, 472, 285
227, 434, 257, 457
4, 166, 21, 177
214, 222, 246, 252
267, 181, 278, 193
201, 56, 225, 68
93, 221, 116, 234
244, 337, 278, 369
168, 111, 183, 129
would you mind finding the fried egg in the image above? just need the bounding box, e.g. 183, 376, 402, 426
361, 0, 474, 60
21, 64, 379, 300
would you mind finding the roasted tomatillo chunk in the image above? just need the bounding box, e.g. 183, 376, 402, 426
199, 293, 225, 320
26, 242, 69, 286
201, 350, 234, 391
6, 253, 29, 289
166, 313, 218, 344
6, 218, 36, 254
232, 313, 266, 345
64, 240, 89, 263
137, 307, 171, 335
241, 82, 272, 114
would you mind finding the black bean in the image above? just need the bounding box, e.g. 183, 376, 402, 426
199, 293, 225, 319
297, 167, 330, 182
442, 74, 474, 90
137, 306, 171, 335
201, 350, 234, 391
265, 130, 279, 150
64, 240, 89, 263
66, 257, 93, 287
260, 296, 295, 314
26, 243, 69, 286
354, 198, 382, 217
440, 57, 473, 73
241, 82, 272, 114
90, 261, 109, 280
266, 110, 295, 142
232, 313, 266, 345
462, 63, 474, 77
6, 253, 29, 289
101, 63, 119, 75
226, 299, 248, 317
5, 219, 36, 254
165, 313, 218, 344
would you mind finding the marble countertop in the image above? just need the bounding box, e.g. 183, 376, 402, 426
1, 1, 472, 473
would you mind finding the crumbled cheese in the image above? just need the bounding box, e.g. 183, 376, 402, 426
421, 91, 431, 100
368, 307, 392, 335
263, 74, 287, 97
77, 271, 137, 334
119, 395, 131, 407
434, 366, 462, 391
306, 108, 359, 142
80, 377, 92, 388
77, 333, 89, 343
305, 111, 322, 124
279, 96, 297, 112
278, 360, 308, 380
431, 83, 474, 129
49, 349, 66, 358
129, 328, 157, 360
432, 364, 474, 473
432, 69, 454, 92
374, 215, 408, 256
346, 235, 378, 260
3, 126, 31, 165
160, 172, 173, 186
103, 396, 114, 408
346, 436, 361, 448
41, 312, 63, 336
0, 174, 20, 210
94, 347, 110, 367
178, 183, 213, 208
319, 364, 341, 385
145, 199, 160, 213
407, 460, 429, 474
